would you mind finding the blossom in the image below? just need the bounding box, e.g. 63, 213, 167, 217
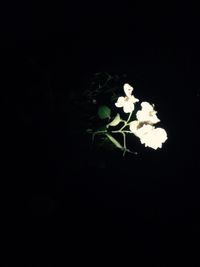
139, 127, 168, 149
115, 83, 139, 113
130, 122, 168, 150
136, 102, 160, 124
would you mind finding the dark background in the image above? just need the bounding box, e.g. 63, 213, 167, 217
2, 1, 200, 265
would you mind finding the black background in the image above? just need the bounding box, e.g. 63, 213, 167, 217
2, 1, 200, 265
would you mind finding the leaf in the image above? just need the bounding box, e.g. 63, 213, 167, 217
105, 134, 123, 150
97, 105, 111, 119
107, 113, 121, 127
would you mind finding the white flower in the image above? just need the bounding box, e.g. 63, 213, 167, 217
140, 127, 167, 149
115, 83, 139, 113
129, 122, 168, 149
136, 101, 160, 124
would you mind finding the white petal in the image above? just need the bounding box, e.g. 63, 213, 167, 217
141, 102, 154, 112
115, 96, 125, 107
124, 83, 133, 97
129, 120, 140, 133
136, 110, 149, 122
123, 102, 135, 113
153, 128, 168, 142
136, 124, 154, 138
149, 114, 160, 124
129, 95, 139, 104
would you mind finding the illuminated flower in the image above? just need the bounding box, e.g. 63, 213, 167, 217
140, 127, 167, 149
136, 102, 160, 124
115, 83, 139, 113
130, 121, 167, 149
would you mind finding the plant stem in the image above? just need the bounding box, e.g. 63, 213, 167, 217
122, 132, 127, 156
90, 110, 134, 155
119, 111, 133, 131
94, 130, 108, 134
127, 111, 133, 123
111, 130, 132, 134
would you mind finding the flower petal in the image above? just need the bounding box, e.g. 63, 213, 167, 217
123, 102, 135, 113
149, 114, 160, 124
136, 110, 149, 122
129, 120, 140, 134
129, 95, 139, 104
136, 124, 154, 138
141, 102, 154, 112
115, 96, 125, 107
124, 83, 133, 97
153, 128, 168, 142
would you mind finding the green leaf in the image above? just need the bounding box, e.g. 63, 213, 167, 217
105, 133, 123, 150
107, 113, 121, 127
97, 105, 111, 119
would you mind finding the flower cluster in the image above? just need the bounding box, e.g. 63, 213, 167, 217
88, 77, 168, 155
115, 84, 167, 150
